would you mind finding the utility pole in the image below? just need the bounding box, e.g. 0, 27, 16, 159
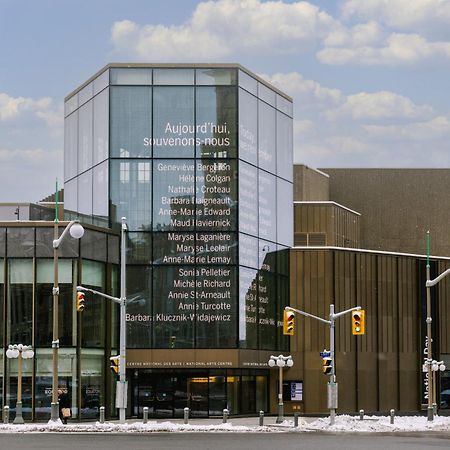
286, 304, 361, 425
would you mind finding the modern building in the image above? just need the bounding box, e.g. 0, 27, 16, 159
286, 165, 450, 414
0, 211, 119, 421
1, 64, 449, 421
63, 63, 294, 417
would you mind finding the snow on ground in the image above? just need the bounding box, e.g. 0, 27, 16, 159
0, 415, 449, 433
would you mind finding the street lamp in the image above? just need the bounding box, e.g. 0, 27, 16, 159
268, 354, 293, 423
6, 344, 34, 424
50, 219, 84, 422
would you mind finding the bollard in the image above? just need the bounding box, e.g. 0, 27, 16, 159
143, 407, 148, 424
390, 409, 395, 424
222, 408, 229, 424
3, 406, 9, 424
294, 412, 299, 428
99, 406, 105, 424
259, 410, 264, 426
359, 409, 364, 421
184, 407, 190, 425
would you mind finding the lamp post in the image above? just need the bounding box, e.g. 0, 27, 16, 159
268, 354, 293, 423
50, 219, 84, 422
6, 344, 34, 424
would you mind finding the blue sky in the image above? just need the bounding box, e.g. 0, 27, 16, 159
2, 0, 450, 201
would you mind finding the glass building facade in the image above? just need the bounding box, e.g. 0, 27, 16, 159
64, 64, 293, 417
0, 223, 118, 421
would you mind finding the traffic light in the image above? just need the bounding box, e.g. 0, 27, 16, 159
110, 356, 119, 375
283, 309, 295, 335
322, 357, 333, 375
352, 309, 365, 335
76, 292, 85, 312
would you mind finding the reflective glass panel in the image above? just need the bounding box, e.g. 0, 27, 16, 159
153, 160, 195, 231
81, 261, 105, 347
64, 111, 78, 181
7, 228, 34, 257
93, 88, 109, 165
81, 229, 107, 261
276, 111, 293, 182
153, 69, 194, 85
93, 69, 109, 95
153, 232, 195, 265
78, 82, 93, 106
196, 68, 236, 85
110, 68, 152, 85
196, 86, 237, 158
258, 83, 276, 107
110, 159, 152, 231
152, 266, 195, 348
64, 95, 78, 117
195, 232, 237, 265
0, 228, 5, 256
238, 70, 257, 96
7, 259, 33, 344
238, 89, 257, 165
127, 232, 152, 264
258, 171, 276, 242
258, 101, 276, 173
195, 266, 237, 348
258, 271, 277, 350
153, 87, 195, 158
80, 349, 104, 418
239, 267, 258, 349
239, 233, 258, 269
277, 178, 293, 247
127, 265, 152, 348
276, 94, 293, 117
78, 101, 93, 173
93, 161, 109, 220
64, 178, 77, 215
195, 159, 237, 231
78, 170, 93, 216
110, 86, 152, 158
238, 161, 258, 236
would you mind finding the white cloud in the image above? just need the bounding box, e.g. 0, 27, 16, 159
341, 0, 450, 28
318, 32, 450, 65
329, 90, 433, 120
260, 72, 342, 105
110, 0, 338, 60
364, 116, 450, 140
0, 93, 51, 120
324, 21, 384, 47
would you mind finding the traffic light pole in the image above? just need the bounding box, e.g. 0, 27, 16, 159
286, 304, 360, 425
77, 217, 128, 423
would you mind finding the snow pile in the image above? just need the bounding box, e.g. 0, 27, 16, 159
0, 420, 275, 434
0, 415, 448, 433
306, 414, 450, 432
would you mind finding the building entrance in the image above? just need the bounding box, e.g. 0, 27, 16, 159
130, 369, 269, 418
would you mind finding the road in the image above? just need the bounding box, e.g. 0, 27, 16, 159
1, 432, 450, 450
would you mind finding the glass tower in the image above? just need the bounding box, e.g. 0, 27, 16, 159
64, 64, 293, 415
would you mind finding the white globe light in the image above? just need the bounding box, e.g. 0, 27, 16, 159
69, 222, 85, 239
17, 344, 23, 351
268, 359, 276, 367
22, 349, 34, 359
286, 358, 294, 367
276, 359, 285, 368
440, 364, 446, 372
7, 349, 19, 358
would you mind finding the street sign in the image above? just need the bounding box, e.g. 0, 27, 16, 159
320, 350, 331, 357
